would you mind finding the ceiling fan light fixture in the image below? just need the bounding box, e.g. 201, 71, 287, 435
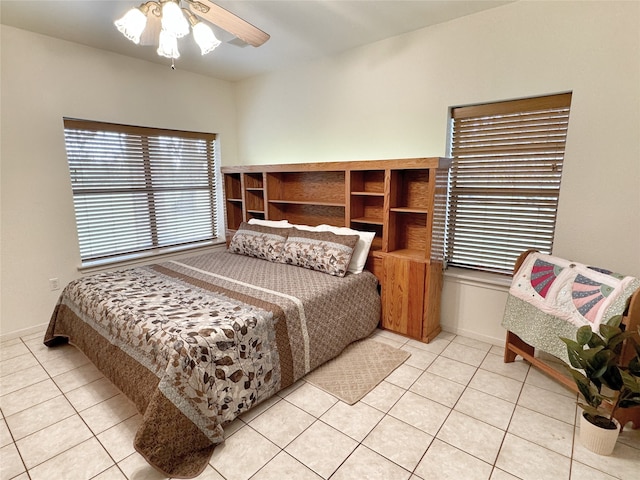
157, 29, 180, 59
114, 6, 148, 44
161, 1, 190, 39
115, 0, 269, 68
192, 21, 221, 55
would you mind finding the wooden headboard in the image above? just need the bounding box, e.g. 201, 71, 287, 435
221, 158, 451, 344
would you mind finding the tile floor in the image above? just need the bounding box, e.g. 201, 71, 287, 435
1, 327, 639, 480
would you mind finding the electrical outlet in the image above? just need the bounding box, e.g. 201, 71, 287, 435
49, 278, 60, 291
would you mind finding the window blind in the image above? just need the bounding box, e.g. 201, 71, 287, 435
446, 93, 572, 274
63, 119, 219, 265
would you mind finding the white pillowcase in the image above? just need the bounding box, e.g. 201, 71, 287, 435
248, 219, 291, 228
291, 223, 319, 232
248, 218, 319, 231
246, 219, 375, 274
316, 225, 375, 274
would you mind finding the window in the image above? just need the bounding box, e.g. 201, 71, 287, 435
63, 119, 220, 267
445, 93, 572, 274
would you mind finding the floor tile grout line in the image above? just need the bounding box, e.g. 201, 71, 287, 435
356, 338, 473, 479
7, 329, 639, 480
239, 417, 324, 479
2, 336, 54, 479
243, 394, 407, 479
61, 377, 138, 480
10, 334, 131, 480
490, 363, 529, 479
410, 344, 592, 479
1, 415, 28, 479
244, 339, 447, 480
568, 403, 579, 480
410, 349, 496, 477
327, 443, 413, 480
401, 343, 523, 479
313, 412, 415, 479
498, 361, 599, 479
0, 352, 43, 380
278, 338, 550, 480
3, 337, 61, 478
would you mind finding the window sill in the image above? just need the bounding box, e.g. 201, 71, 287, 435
78, 240, 227, 273
443, 267, 512, 291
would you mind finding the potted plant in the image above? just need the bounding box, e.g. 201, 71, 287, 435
560, 315, 640, 455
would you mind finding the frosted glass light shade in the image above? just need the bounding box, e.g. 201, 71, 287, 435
114, 1, 224, 63
157, 30, 180, 58
161, 1, 189, 38
114, 7, 148, 44
192, 22, 221, 55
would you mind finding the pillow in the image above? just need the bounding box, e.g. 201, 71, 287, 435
280, 228, 359, 277
247, 219, 318, 231
316, 225, 376, 274
228, 222, 289, 262
248, 218, 291, 228
289, 223, 319, 232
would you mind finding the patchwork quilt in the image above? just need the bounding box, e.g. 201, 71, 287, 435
502, 252, 640, 363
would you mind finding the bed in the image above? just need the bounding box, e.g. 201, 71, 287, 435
44, 222, 381, 477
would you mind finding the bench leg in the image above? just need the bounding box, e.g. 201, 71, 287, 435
504, 331, 535, 363
613, 406, 640, 431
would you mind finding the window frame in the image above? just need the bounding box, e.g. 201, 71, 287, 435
445, 93, 572, 275
63, 118, 224, 268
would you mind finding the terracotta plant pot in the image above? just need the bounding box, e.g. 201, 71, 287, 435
579, 412, 620, 455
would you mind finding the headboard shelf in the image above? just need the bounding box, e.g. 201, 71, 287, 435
351, 217, 384, 226
350, 170, 385, 194
268, 203, 346, 227
224, 173, 242, 199
390, 207, 430, 214
222, 157, 451, 343
383, 248, 429, 262
268, 199, 345, 207
267, 170, 346, 205
351, 191, 385, 197
243, 172, 264, 189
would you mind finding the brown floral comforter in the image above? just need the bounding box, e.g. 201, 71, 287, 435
45, 251, 380, 478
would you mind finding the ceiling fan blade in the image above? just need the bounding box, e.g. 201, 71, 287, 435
188, 0, 270, 47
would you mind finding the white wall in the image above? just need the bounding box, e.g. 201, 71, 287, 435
2, 1, 639, 345
0, 25, 238, 337
234, 1, 640, 344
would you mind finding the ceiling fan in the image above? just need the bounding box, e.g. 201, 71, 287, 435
115, 0, 269, 61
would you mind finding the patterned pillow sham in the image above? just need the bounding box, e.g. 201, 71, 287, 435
228, 222, 289, 262
280, 228, 359, 277
316, 224, 376, 274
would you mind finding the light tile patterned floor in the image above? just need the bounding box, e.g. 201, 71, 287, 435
1, 327, 639, 480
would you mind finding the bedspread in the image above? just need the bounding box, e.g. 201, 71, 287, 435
45, 251, 380, 477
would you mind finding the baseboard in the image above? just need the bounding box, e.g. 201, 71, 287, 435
0, 322, 49, 343
440, 325, 505, 347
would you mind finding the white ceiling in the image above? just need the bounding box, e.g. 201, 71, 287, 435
1, 0, 513, 81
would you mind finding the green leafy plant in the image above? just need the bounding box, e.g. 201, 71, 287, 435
560, 316, 640, 429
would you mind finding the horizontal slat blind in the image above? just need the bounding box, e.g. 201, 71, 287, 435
446, 93, 572, 274
64, 119, 218, 264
